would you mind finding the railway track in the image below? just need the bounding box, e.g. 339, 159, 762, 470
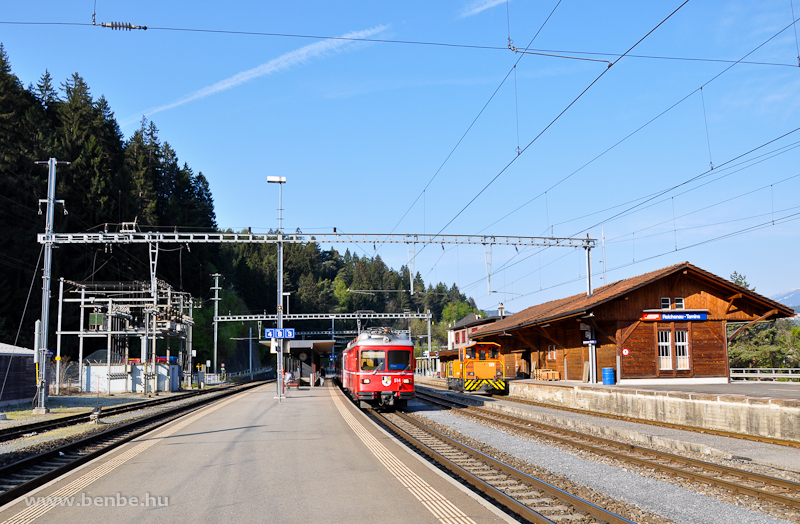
0, 388, 224, 443
369, 408, 635, 524
415, 388, 800, 512
415, 379, 800, 449
0, 381, 265, 506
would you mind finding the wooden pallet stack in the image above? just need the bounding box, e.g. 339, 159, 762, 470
534, 369, 561, 381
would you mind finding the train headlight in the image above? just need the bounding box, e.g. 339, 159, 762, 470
402, 378, 411, 384
362, 378, 371, 384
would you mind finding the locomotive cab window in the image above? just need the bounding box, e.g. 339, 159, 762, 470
464, 348, 474, 360
360, 350, 385, 371
478, 350, 486, 360
387, 350, 411, 371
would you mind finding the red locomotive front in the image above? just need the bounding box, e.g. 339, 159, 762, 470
340, 328, 415, 410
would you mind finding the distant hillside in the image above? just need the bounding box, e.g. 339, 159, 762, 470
770, 289, 800, 310
484, 309, 514, 318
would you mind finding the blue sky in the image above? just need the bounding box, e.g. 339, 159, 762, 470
3, 1, 800, 311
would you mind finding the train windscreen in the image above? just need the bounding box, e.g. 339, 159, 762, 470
387, 350, 411, 371
360, 350, 385, 371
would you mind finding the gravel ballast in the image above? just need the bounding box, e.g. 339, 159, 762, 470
415, 404, 792, 524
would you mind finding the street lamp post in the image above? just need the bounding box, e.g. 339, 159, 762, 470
267, 176, 286, 400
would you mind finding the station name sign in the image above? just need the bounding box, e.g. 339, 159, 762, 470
640, 312, 707, 321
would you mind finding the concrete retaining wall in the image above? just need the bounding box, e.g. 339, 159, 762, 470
509, 382, 800, 442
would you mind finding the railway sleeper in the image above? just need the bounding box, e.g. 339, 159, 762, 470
547, 514, 587, 522
503, 486, 542, 495
529, 504, 571, 514
453, 460, 484, 466
519, 497, 553, 504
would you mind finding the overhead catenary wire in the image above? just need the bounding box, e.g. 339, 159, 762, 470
3, 21, 797, 67
700, 87, 714, 170
604, 171, 800, 244
479, 14, 800, 237
431, 1, 691, 242
605, 203, 800, 244
486, 153, 800, 285
441, 134, 800, 303
791, 0, 800, 66
387, 0, 566, 238
578, 125, 800, 235
496, 211, 800, 304
8, 9, 798, 312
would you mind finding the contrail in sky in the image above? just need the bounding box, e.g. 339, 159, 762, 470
126, 25, 387, 124
460, 0, 506, 18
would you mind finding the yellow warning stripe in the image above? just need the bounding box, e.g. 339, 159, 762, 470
331, 389, 477, 524
463, 379, 505, 391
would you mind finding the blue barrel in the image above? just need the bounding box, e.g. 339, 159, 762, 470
602, 367, 615, 385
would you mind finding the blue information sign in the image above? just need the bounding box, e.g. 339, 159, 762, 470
265, 328, 295, 339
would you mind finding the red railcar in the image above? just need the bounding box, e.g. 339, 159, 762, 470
340, 328, 415, 410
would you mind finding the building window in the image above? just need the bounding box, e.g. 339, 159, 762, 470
547, 345, 556, 360
658, 330, 672, 370
455, 332, 460, 344
675, 330, 689, 370
661, 297, 670, 309
674, 297, 685, 310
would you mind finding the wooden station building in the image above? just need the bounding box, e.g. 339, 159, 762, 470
472, 262, 795, 385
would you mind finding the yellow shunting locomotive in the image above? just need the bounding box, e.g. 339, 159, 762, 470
445, 341, 507, 394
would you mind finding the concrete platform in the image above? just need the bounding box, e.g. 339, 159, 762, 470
0, 383, 514, 524
417, 376, 800, 443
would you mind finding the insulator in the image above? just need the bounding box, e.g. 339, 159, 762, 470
101, 21, 146, 31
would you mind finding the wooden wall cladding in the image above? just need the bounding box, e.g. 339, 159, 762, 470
597, 344, 616, 371
690, 322, 728, 377
620, 322, 657, 378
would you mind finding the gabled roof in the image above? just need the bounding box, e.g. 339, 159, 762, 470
474, 262, 794, 337
448, 312, 503, 331
450, 313, 482, 330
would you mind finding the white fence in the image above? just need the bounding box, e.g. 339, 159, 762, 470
730, 368, 800, 381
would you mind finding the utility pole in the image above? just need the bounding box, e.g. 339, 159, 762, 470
427, 310, 432, 357
585, 233, 593, 297
34, 158, 69, 414
268, 176, 286, 400
602, 227, 607, 286
211, 273, 222, 375
55, 278, 64, 394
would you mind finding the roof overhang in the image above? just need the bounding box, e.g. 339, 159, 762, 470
474, 311, 587, 338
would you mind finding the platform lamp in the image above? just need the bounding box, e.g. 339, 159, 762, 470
283, 292, 291, 316
268, 176, 287, 400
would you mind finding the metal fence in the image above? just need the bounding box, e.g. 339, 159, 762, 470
730, 368, 800, 381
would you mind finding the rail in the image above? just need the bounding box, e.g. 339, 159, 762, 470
730, 368, 800, 381
416, 388, 800, 511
